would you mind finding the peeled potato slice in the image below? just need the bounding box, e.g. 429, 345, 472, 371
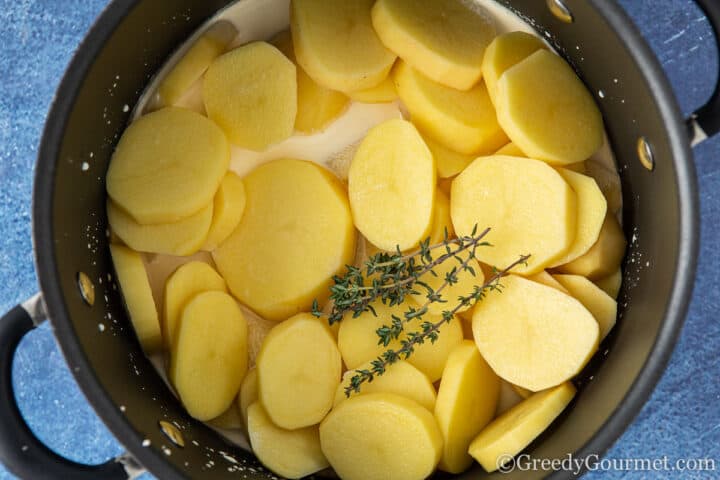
372, 0, 496, 90
428, 188, 456, 246
435, 340, 500, 473
208, 400, 244, 430
556, 213, 626, 279
549, 169, 607, 267
482, 31, 546, 103
595, 268, 623, 299
528, 270, 569, 294
213, 159, 355, 321
291, 0, 396, 93
256, 314, 341, 429
335, 360, 436, 411
202, 173, 246, 251
247, 403, 329, 479
106, 107, 229, 225
554, 274, 617, 340
239, 368, 258, 429
349, 119, 435, 251
347, 75, 398, 103
472, 275, 598, 391
469, 382, 577, 472
204, 42, 297, 150
495, 50, 604, 164
451, 156, 577, 274
109, 245, 162, 353
170, 291, 248, 421
494, 142, 525, 156
394, 61, 508, 155
107, 201, 213, 257
320, 393, 442, 480
425, 135, 475, 179
163, 261, 227, 350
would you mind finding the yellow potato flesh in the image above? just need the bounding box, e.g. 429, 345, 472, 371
451, 155, 577, 274
472, 275, 598, 391
425, 134, 476, 179
291, 0, 396, 93
556, 213, 626, 279
201, 173, 246, 252
335, 360, 436, 411
428, 188, 456, 246
394, 61, 508, 155
496, 50, 604, 164
554, 274, 617, 340
494, 142, 525, 156
203, 42, 297, 150
550, 169, 608, 267
320, 393, 443, 480
435, 340, 500, 473
469, 382, 576, 472
256, 314, 341, 429
348, 119, 435, 251
170, 291, 248, 421
410, 254, 484, 316
347, 75, 398, 103
106, 107, 229, 225
208, 400, 243, 430
247, 403, 329, 479
239, 368, 258, 429
109, 245, 162, 354
163, 261, 227, 351
482, 31, 546, 104
595, 268, 623, 299
528, 270, 569, 294
372, 0, 496, 90
107, 201, 213, 257
156, 22, 237, 107
213, 159, 355, 321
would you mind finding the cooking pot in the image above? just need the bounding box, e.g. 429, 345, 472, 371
0, 0, 716, 478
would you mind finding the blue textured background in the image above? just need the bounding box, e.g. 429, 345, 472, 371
0, 1, 718, 479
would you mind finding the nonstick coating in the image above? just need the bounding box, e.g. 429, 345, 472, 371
32, 0, 699, 478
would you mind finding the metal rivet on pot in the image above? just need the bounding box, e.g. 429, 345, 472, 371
159, 421, 185, 448
637, 137, 655, 171
77, 272, 95, 306
547, 0, 574, 23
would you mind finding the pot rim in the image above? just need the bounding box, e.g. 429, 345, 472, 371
32, 0, 699, 478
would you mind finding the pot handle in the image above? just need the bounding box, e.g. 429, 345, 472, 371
688, 0, 720, 145
0, 295, 132, 479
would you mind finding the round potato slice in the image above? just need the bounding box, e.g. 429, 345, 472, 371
594, 268, 622, 299
554, 274, 617, 340
291, 0, 396, 93
556, 213, 626, 280
424, 134, 476, 179
320, 393, 442, 480
481, 31, 546, 103
213, 159, 355, 321
372, 0, 496, 90
201, 172, 246, 251
347, 75, 398, 103
349, 119, 435, 251
472, 275, 598, 392
204, 41, 297, 151
256, 313, 342, 429
170, 291, 248, 421
451, 155, 577, 275
495, 50, 604, 164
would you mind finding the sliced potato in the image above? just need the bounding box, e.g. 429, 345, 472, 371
496, 50, 603, 165
163, 261, 227, 350
472, 275, 598, 391
248, 402, 329, 479
528, 270, 569, 294
425, 134, 476, 179
394, 61, 508, 155
208, 400, 243, 430
451, 156, 577, 274
372, 0, 496, 90
482, 31, 546, 103
556, 213, 626, 279
108, 201, 213, 256
109, 245, 162, 353
204, 42, 296, 150
239, 368, 259, 428
170, 291, 248, 421
347, 75, 398, 103
494, 142, 525, 156
554, 274, 617, 340
595, 268, 623, 299
202, 172, 246, 251
469, 382, 576, 472
435, 340, 500, 473
291, 0, 396, 92
428, 188, 456, 246
256, 313, 341, 429
335, 360, 436, 411
213, 159, 355, 321
348, 119, 435, 251
320, 393, 442, 480
106, 107, 229, 225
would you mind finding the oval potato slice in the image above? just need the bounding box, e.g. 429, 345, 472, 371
556, 213, 626, 279
347, 75, 398, 103
553, 274, 617, 340
482, 31, 546, 104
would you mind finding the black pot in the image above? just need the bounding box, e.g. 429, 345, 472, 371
0, 0, 717, 479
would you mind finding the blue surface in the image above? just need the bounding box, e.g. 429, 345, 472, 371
0, 1, 719, 479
